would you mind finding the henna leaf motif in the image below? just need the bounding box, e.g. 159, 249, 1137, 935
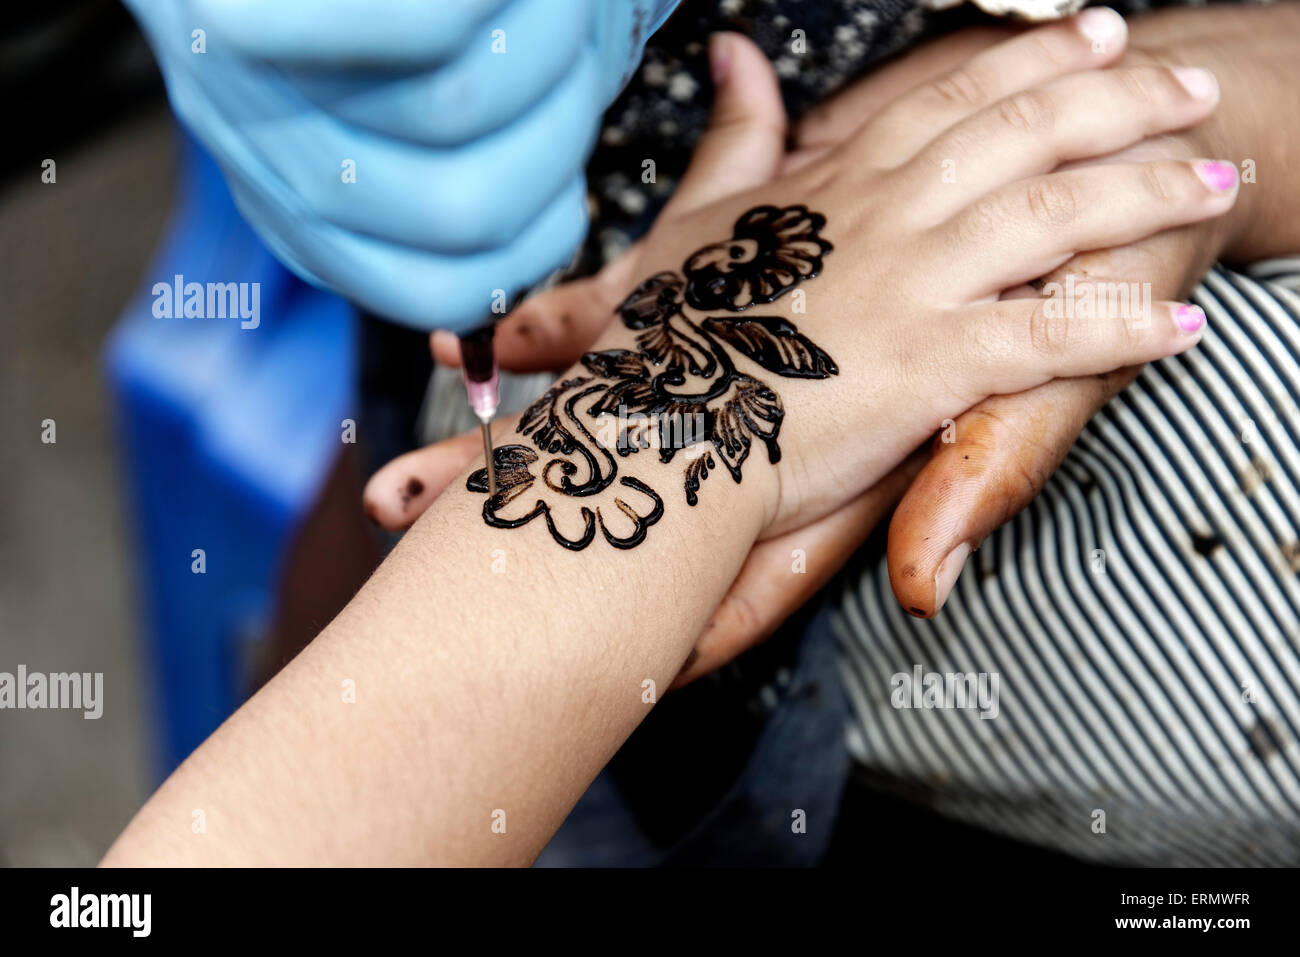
466, 444, 538, 508
683, 450, 716, 507
580, 350, 658, 419
517, 375, 591, 454
617, 271, 684, 329
708, 375, 785, 482
701, 315, 839, 379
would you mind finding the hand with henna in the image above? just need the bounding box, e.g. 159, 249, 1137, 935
366, 9, 1254, 683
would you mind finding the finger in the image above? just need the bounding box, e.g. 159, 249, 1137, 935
937, 158, 1238, 298
671, 451, 926, 690
897, 64, 1221, 225
851, 7, 1128, 169
431, 263, 631, 372
937, 291, 1205, 410
887, 370, 1138, 617
660, 33, 788, 215
888, 229, 1203, 616
792, 26, 1015, 158
362, 424, 507, 530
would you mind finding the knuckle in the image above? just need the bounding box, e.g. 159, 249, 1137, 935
1023, 177, 1077, 227
1114, 66, 1168, 110
997, 89, 1055, 134
1111, 299, 1147, 350
1024, 34, 1068, 71
953, 195, 1002, 246
1025, 296, 1073, 358
964, 311, 1007, 374
1139, 161, 1180, 206
932, 68, 987, 109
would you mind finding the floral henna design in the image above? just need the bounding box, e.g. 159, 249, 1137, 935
682, 205, 831, 312
466, 205, 837, 550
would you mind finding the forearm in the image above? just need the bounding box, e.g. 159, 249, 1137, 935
103, 439, 768, 866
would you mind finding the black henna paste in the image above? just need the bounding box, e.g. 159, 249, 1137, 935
466, 205, 838, 550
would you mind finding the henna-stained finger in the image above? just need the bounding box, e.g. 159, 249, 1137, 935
888, 370, 1139, 618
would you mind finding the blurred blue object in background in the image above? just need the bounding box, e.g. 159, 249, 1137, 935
105, 132, 357, 775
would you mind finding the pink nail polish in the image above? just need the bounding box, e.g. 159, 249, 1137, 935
1196, 161, 1237, 192
1176, 304, 1206, 333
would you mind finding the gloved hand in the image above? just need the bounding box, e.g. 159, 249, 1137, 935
123, 0, 680, 332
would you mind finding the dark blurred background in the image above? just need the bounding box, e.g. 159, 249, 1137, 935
0, 0, 174, 864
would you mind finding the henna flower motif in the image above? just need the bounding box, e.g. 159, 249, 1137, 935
682, 205, 832, 312
467, 445, 664, 551
616, 271, 684, 328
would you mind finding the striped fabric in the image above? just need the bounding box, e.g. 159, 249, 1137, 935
831, 259, 1300, 866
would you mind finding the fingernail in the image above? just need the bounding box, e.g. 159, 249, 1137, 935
1078, 7, 1124, 49
934, 543, 971, 614
709, 33, 731, 86
1195, 160, 1237, 192
1176, 303, 1206, 334
1172, 66, 1218, 102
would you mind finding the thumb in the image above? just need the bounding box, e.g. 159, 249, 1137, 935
661, 32, 788, 215
430, 260, 633, 373
886, 371, 1137, 618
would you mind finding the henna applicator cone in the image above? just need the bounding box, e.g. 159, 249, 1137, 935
459, 324, 500, 497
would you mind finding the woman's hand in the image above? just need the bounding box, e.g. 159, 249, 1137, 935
386, 12, 1232, 552
369, 10, 1243, 678
808, 1, 1300, 617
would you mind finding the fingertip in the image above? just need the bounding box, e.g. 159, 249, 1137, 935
707, 31, 784, 122
667, 647, 702, 692
709, 32, 732, 87
1075, 6, 1127, 58
430, 330, 461, 368
361, 474, 421, 531
1172, 301, 1207, 341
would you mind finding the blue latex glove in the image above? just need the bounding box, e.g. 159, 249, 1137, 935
124, 0, 680, 332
